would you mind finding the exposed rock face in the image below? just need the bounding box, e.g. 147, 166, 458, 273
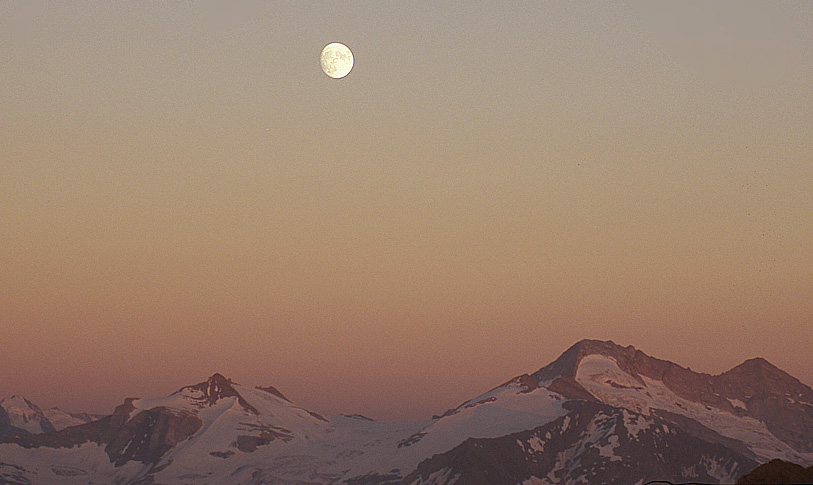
716, 359, 813, 454
404, 339, 812, 484
0, 396, 56, 435
0, 374, 311, 474
531, 339, 813, 453
104, 406, 202, 466
545, 376, 597, 402
736, 459, 813, 484
2, 411, 114, 450
340, 414, 376, 422
405, 400, 758, 485
256, 385, 289, 402
1, 398, 202, 467
532, 340, 720, 400
494, 373, 541, 394
0, 406, 25, 437
234, 427, 293, 453
179, 373, 259, 415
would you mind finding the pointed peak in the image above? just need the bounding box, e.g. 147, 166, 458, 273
180, 374, 258, 415
208, 373, 233, 385
187, 373, 237, 396
714, 357, 812, 406
739, 357, 776, 368
1, 395, 42, 412
723, 356, 788, 379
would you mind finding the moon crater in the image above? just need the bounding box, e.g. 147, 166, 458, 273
320, 43, 353, 79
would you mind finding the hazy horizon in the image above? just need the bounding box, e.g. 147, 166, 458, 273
2, 1, 811, 422
6, 337, 811, 423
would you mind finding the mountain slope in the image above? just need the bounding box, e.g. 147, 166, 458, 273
404, 400, 758, 485
404, 340, 813, 484
1, 339, 811, 484
0, 396, 55, 435
0, 373, 332, 484
0, 406, 27, 438
42, 408, 104, 431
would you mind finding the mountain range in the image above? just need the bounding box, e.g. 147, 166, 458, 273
1, 339, 811, 484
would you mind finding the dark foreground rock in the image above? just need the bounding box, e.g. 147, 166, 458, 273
736, 459, 813, 484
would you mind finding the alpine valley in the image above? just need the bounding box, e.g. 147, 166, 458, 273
1, 340, 811, 484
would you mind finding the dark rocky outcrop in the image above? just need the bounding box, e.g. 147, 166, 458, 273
340, 414, 376, 422
0, 398, 202, 467
716, 359, 813, 453
178, 373, 259, 415
104, 406, 202, 466
545, 376, 598, 402
736, 459, 813, 484
232, 423, 293, 452
256, 385, 290, 402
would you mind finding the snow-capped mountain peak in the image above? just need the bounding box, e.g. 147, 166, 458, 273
1, 343, 811, 484
0, 395, 55, 435
173, 372, 260, 414
568, 347, 813, 463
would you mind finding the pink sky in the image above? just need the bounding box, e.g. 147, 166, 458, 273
1, 2, 811, 421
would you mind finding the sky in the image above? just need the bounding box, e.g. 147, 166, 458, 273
1, 1, 811, 422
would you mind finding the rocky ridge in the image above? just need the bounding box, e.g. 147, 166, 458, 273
1, 339, 811, 484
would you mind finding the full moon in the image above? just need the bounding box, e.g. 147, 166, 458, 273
320, 43, 353, 79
